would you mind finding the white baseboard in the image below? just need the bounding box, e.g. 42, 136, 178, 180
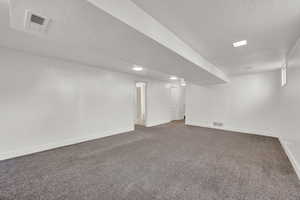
0, 127, 133, 161
185, 121, 275, 138
279, 139, 300, 180
146, 120, 171, 127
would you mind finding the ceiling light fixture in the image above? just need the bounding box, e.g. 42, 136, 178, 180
132, 65, 143, 71
169, 76, 178, 80
180, 78, 186, 86
233, 40, 247, 47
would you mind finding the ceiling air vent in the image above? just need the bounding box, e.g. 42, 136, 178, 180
24, 10, 50, 34
30, 14, 45, 25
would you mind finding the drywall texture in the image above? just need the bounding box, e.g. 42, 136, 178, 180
186, 68, 300, 178
186, 71, 281, 137
146, 81, 172, 127
177, 86, 186, 119
0, 47, 182, 160
0, 47, 135, 160
146, 83, 186, 127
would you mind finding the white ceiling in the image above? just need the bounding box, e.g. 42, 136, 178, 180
1, 0, 300, 84
0, 0, 230, 85
288, 38, 300, 68
131, 0, 300, 75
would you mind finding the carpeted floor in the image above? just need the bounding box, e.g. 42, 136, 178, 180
1, 121, 300, 200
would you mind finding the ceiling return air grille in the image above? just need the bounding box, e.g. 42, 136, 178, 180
24, 10, 50, 34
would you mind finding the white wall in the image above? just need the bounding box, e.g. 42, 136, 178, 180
178, 86, 186, 119
170, 86, 186, 121
186, 68, 300, 178
0, 47, 135, 160
146, 81, 172, 127
186, 71, 281, 137
0, 47, 180, 160
146, 83, 186, 127
135, 82, 146, 125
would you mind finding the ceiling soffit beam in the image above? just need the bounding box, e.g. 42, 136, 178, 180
86, 0, 230, 83
280, 34, 300, 85
286, 36, 300, 68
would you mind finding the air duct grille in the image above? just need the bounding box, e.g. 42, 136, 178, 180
30, 14, 45, 25
24, 10, 50, 34
213, 122, 223, 127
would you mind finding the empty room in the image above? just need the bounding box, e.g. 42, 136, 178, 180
1, 0, 300, 199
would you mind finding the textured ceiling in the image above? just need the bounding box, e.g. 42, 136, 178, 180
1, 0, 300, 83
0, 0, 228, 85
132, 0, 300, 75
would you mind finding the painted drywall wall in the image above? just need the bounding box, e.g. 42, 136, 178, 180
186, 70, 281, 137
146, 81, 172, 127
135, 82, 146, 125
132, 80, 185, 127
278, 67, 300, 179
178, 86, 186, 119
146, 82, 186, 127
169, 85, 186, 121
0, 47, 180, 160
186, 68, 300, 178
0, 47, 135, 160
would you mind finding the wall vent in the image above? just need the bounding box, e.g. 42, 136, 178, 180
24, 10, 50, 34
213, 122, 223, 127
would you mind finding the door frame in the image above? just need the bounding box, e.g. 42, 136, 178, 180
170, 85, 180, 121
135, 81, 148, 126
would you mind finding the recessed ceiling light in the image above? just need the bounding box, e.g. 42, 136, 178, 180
132, 65, 143, 71
169, 76, 178, 80
233, 40, 247, 47
180, 78, 186, 86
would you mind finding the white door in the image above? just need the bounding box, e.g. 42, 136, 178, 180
170, 87, 179, 121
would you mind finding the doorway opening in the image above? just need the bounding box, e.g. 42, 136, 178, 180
135, 82, 147, 126
170, 86, 186, 122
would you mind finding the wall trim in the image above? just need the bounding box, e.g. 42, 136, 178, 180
185, 121, 275, 138
0, 127, 133, 161
146, 120, 171, 127
279, 138, 300, 180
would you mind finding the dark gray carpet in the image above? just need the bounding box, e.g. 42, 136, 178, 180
1, 121, 300, 200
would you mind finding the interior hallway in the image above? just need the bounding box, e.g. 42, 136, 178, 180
1, 121, 300, 200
